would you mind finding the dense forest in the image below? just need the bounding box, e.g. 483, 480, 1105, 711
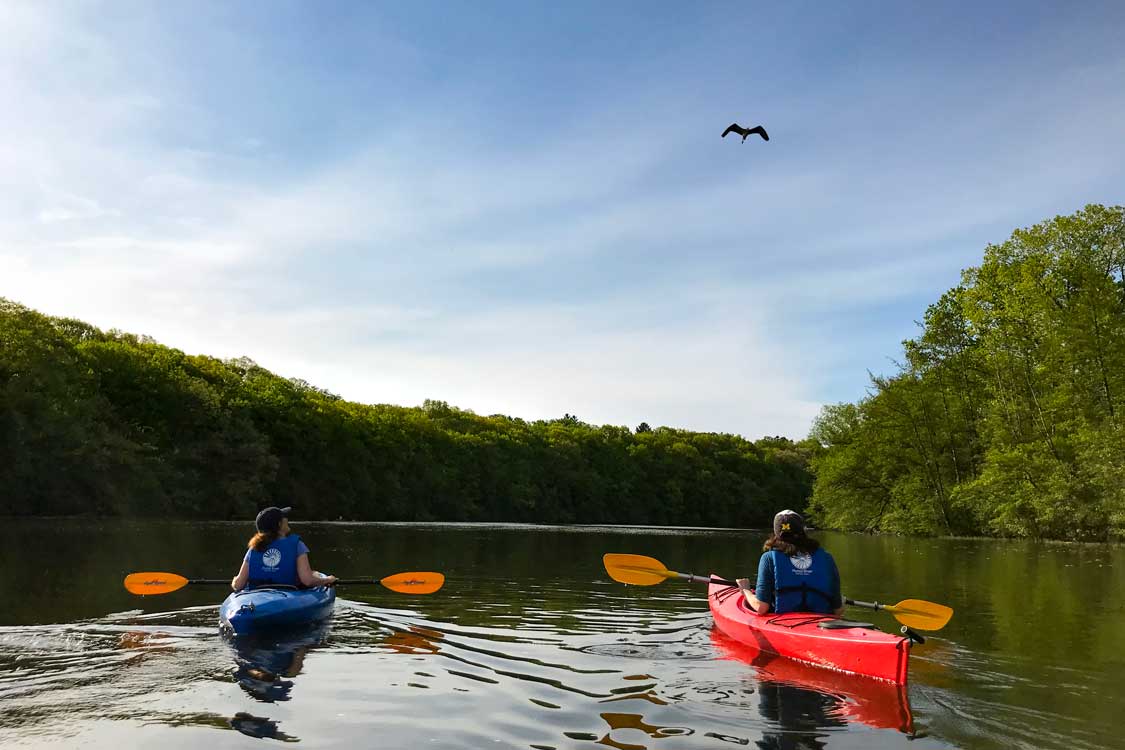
0, 299, 817, 524
808, 204, 1125, 542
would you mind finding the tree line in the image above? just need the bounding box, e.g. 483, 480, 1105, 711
10, 204, 1116, 539
808, 204, 1125, 541
0, 299, 817, 524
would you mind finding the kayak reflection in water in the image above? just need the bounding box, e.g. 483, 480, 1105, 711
709, 628, 915, 735
754, 680, 842, 750
230, 506, 338, 591
229, 621, 330, 702
736, 510, 844, 616
229, 712, 299, 742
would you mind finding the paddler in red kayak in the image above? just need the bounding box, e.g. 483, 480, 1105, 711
737, 510, 844, 616
230, 506, 337, 591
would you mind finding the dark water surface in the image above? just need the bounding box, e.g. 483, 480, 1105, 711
0, 520, 1122, 749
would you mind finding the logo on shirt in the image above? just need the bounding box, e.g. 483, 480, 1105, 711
263, 548, 282, 569
790, 553, 813, 571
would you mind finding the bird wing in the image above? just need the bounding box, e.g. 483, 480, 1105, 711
721, 123, 747, 138
746, 125, 769, 141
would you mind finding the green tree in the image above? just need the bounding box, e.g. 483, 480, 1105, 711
809, 204, 1125, 541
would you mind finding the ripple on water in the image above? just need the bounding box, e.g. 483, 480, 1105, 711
0, 599, 943, 749
11, 567, 1118, 750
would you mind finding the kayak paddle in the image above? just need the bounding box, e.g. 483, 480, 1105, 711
124, 571, 445, 596
602, 553, 953, 631
843, 596, 952, 631
603, 553, 738, 587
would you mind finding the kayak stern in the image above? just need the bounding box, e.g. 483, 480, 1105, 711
220, 586, 337, 635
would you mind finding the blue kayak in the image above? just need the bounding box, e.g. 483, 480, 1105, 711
220, 585, 336, 635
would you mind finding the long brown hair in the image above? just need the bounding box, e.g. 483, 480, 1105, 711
248, 531, 279, 552
762, 532, 820, 556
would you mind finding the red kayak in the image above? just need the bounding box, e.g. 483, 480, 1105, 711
708, 579, 912, 684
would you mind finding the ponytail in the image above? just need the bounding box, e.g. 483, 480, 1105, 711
248, 530, 279, 552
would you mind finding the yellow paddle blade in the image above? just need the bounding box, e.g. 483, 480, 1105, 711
603, 553, 679, 586
124, 572, 190, 595
380, 571, 445, 595
884, 599, 954, 631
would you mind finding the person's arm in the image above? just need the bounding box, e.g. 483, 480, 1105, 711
231, 558, 250, 592
828, 553, 845, 616
296, 553, 337, 588
737, 579, 771, 614
742, 553, 773, 614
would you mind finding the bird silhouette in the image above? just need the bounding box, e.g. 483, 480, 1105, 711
722, 123, 769, 142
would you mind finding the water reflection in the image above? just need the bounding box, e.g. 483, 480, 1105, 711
594, 712, 694, 748
226, 622, 330, 703
229, 711, 300, 742
116, 629, 177, 656
378, 625, 445, 656
710, 628, 915, 738
754, 683, 838, 750
4, 521, 1122, 750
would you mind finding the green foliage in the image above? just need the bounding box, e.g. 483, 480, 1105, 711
0, 300, 812, 524
809, 204, 1125, 541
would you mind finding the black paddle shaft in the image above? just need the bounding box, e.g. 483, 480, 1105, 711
178, 577, 368, 586
678, 573, 739, 587
846, 597, 886, 610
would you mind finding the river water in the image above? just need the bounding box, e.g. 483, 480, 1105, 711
0, 520, 1121, 749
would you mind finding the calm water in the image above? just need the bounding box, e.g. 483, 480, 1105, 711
0, 520, 1122, 749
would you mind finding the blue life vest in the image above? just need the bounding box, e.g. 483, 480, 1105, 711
247, 534, 303, 588
768, 548, 835, 614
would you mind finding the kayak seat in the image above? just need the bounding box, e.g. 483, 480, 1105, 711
817, 620, 877, 630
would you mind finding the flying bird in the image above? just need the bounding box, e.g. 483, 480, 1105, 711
722, 123, 769, 142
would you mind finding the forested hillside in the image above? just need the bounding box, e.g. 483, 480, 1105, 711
0, 300, 816, 524
11, 204, 1118, 538
809, 205, 1125, 541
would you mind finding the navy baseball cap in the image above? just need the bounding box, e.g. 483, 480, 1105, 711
773, 509, 805, 537
255, 506, 292, 533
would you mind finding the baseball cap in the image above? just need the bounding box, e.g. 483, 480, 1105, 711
255, 506, 292, 533
773, 509, 805, 537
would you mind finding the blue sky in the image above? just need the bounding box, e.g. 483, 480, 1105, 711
3, 1, 1124, 438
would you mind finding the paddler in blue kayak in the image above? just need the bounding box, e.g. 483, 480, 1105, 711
737, 510, 844, 616
230, 506, 338, 591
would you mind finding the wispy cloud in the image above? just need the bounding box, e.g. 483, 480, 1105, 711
2, 2, 1124, 439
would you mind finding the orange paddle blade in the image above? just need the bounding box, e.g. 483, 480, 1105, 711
124, 572, 190, 595
602, 553, 679, 586
380, 571, 444, 595
885, 599, 954, 631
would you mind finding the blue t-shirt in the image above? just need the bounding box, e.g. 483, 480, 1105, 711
243, 539, 309, 563
755, 547, 842, 614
